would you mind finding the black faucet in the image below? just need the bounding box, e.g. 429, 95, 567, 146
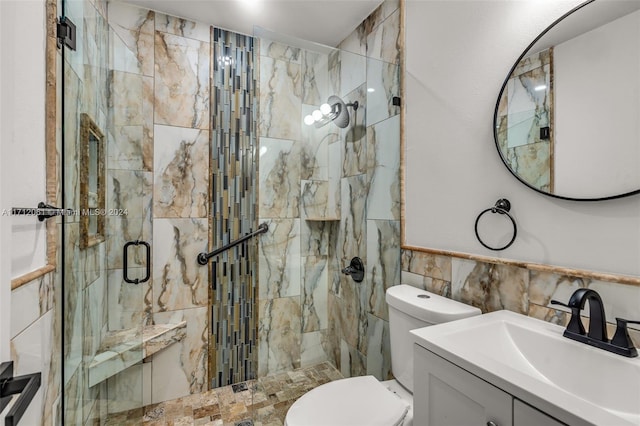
551, 288, 638, 357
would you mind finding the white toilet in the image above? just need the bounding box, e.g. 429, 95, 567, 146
285, 284, 481, 426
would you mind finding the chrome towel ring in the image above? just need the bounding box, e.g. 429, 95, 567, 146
474, 198, 517, 251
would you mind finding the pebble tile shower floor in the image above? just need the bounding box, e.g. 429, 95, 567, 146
105, 363, 343, 425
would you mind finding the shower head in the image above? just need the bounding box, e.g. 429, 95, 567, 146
327, 96, 349, 128
326, 95, 358, 128
304, 96, 359, 129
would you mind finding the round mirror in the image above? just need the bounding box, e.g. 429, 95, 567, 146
494, 0, 640, 201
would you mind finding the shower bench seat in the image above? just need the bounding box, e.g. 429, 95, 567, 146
87, 321, 187, 387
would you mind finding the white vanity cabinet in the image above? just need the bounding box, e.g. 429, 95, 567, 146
414, 345, 565, 426
513, 400, 565, 426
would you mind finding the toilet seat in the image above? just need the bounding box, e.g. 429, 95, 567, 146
285, 375, 409, 426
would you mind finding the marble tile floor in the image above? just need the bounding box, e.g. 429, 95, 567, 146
105, 362, 343, 426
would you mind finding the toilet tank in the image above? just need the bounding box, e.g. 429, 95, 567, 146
386, 284, 481, 392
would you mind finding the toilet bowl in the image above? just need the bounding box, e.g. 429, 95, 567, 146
285, 284, 481, 426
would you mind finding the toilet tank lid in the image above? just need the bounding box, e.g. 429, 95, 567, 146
386, 284, 481, 323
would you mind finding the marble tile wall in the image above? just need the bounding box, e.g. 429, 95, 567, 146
257, 0, 402, 381
257, 34, 338, 377
326, 0, 402, 380
401, 249, 640, 346
106, 2, 212, 413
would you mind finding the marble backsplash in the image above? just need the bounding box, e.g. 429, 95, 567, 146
401, 249, 640, 346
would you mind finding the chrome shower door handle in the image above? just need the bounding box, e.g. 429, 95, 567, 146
123, 240, 151, 284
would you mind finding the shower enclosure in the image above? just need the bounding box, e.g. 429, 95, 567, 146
61, 0, 259, 422
61, 0, 401, 423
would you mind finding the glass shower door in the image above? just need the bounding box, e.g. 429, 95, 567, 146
62, 0, 146, 423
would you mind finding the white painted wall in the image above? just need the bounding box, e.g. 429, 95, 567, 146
0, 0, 12, 369
0, 1, 47, 423
554, 9, 640, 197
405, 0, 640, 277
6, 0, 48, 279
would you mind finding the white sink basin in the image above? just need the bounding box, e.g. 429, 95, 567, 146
411, 310, 640, 425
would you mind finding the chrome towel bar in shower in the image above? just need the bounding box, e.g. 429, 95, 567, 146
197, 222, 269, 265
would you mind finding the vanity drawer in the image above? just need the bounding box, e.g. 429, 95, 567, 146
514, 399, 566, 426
414, 344, 512, 426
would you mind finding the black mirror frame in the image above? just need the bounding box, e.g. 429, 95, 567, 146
492, 0, 640, 201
